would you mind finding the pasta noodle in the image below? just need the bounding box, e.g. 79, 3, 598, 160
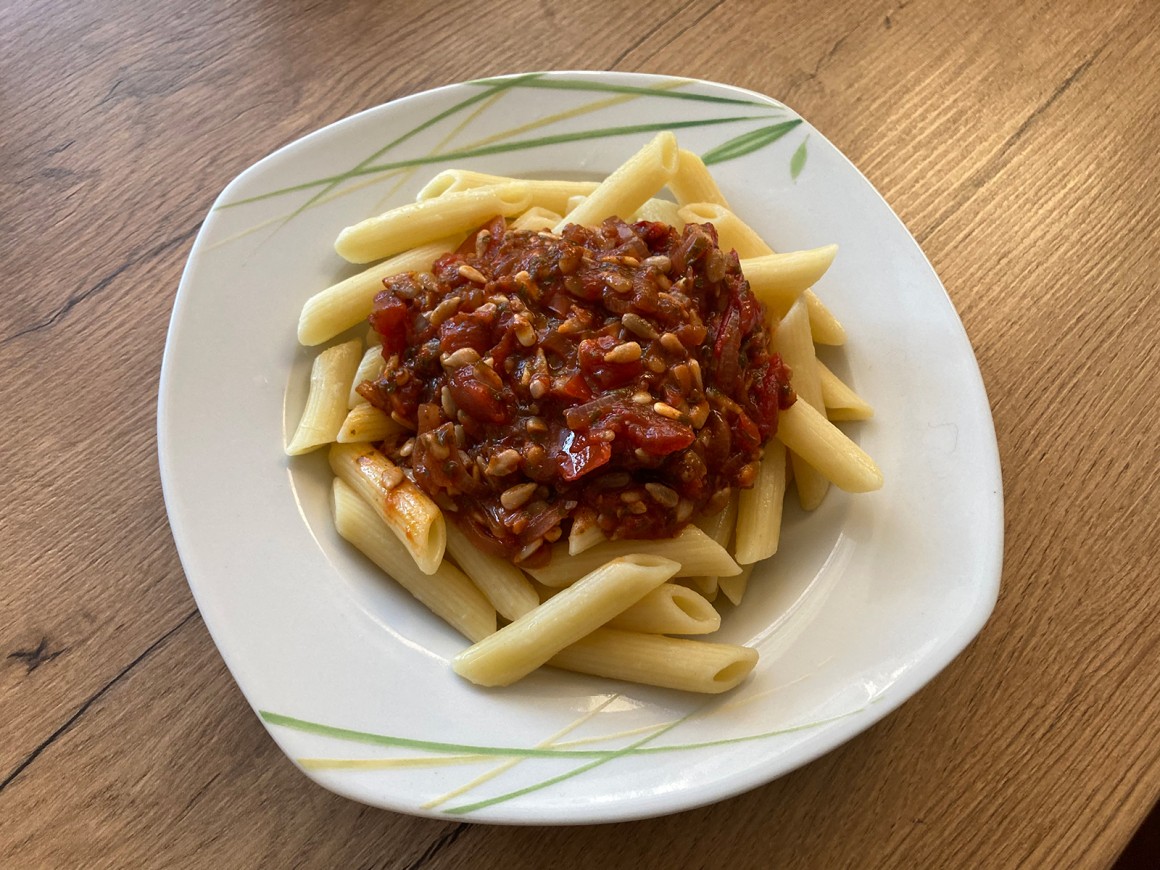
555, 131, 679, 230
452, 555, 679, 687
818, 360, 874, 421
417, 169, 599, 215
348, 345, 386, 408
509, 206, 564, 232
607, 583, 721, 635
775, 297, 830, 510
678, 202, 846, 345
677, 201, 770, 259
550, 628, 757, 694
528, 526, 740, 588
739, 246, 838, 314
685, 492, 739, 597
328, 443, 446, 575
734, 439, 787, 564
631, 197, 684, 227
775, 401, 883, 492
567, 517, 607, 556
285, 338, 363, 455
718, 562, 755, 607
336, 184, 533, 264
332, 479, 494, 643
668, 148, 730, 207
336, 403, 400, 444
299, 239, 461, 346
444, 521, 539, 622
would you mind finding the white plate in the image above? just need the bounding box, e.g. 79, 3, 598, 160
158, 71, 1002, 824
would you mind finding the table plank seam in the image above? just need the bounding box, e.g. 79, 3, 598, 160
0, 221, 202, 347
399, 822, 470, 870
612, 0, 719, 69
0, 607, 200, 793
915, 41, 1107, 246
607, 0, 701, 69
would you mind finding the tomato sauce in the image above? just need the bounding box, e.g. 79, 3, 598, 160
359, 216, 795, 565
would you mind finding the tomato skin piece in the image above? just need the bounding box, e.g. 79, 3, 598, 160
368, 292, 409, 357
558, 430, 612, 481
447, 364, 512, 425
712, 304, 741, 394
554, 372, 593, 403
617, 412, 695, 455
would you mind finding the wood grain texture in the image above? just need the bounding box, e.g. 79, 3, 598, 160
2, 0, 1158, 866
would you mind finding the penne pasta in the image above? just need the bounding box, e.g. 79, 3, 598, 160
668, 149, 730, 207
775, 298, 829, 511
631, 197, 683, 227
510, 206, 564, 232
734, 439, 787, 564
417, 169, 600, 215
328, 443, 447, 575
299, 239, 461, 346
444, 521, 539, 622
608, 583, 721, 635
555, 131, 679, 230
549, 628, 757, 694
697, 491, 739, 547
336, 403, 400, 444
818, 360, 874, 421
739, 246, 838, 315
285, 339, 363, 455
567, 516, 607, 556
528, 525, 741, 588
332, 479, 495, 643
678, 202, 770, 258
775, 401, 883, 493
687, 576, 719, 600
686, 492, 739, 596
348, 345, 386, 408
804, 291, 847, 346
718, 562, 755, 607
452, 554, 680, 687
335, 184, 533, 264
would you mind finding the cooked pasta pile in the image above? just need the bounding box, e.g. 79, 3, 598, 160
287, 132, 881, 693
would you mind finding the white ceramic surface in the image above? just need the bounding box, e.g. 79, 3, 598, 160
158, 71, 1002, 824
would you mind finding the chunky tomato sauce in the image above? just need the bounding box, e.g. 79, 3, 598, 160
358, 216, 795, 565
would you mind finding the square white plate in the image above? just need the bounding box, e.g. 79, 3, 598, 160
158, 71, 1002, 824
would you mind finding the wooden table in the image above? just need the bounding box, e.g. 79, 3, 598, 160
4, 0, 1158, 866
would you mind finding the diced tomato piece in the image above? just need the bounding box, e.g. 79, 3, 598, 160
447, 364, 511, 425
616, 410, 695, 455
369, 292, 409, 356
558, 430, 612, 481
439, 314, 492, 355
554, 372, 593, 403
